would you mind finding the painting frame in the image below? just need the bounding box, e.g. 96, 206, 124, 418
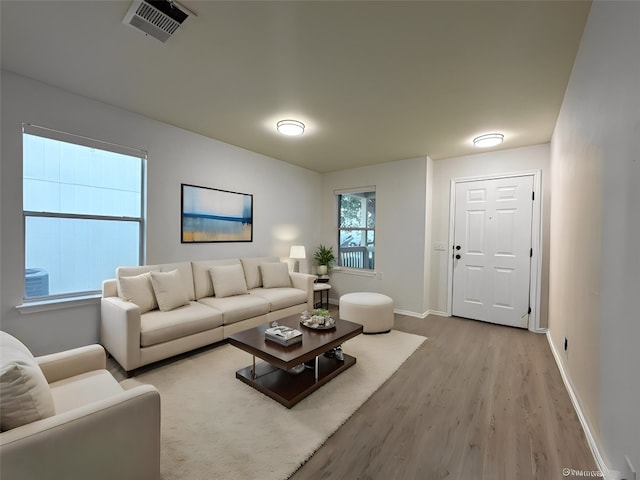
181, 183, 253, 243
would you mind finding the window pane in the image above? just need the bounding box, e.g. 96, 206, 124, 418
339, 194, 365, 228
366, 197, 376, 228
340, 230, 363, 247
23, 134, 142, 217
366, 230, 375, 246
25, 217, 140, 298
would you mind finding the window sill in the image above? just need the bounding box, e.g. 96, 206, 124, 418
16, 294, 101, 314
332, 267, 377, 278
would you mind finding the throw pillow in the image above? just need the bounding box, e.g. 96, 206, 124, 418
150, 270, 190, 312
240, 257, 279, 289
117, 272, 158, 313
260, 262, 292, 288
0, 331, 55, 431
209, 264, 248, 298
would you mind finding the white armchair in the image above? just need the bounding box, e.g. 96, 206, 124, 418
0, 331, 161, 480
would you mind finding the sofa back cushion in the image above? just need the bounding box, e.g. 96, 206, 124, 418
0, 331, 55, 431
240, 257, 280, 289
260, 262, 292, 288
192, 259, 241, 299
150, 270, 190, 312
209, 264, 248, 298
117, 272, 158, 314
116, 265, 157, 278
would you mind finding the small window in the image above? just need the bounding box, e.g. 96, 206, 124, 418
337, 188, 375, 270
22, 124, 145, 301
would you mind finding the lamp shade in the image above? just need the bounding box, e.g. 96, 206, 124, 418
289, 245, 306, 259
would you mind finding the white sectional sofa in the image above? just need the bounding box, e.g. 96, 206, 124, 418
101, 256, 315, 374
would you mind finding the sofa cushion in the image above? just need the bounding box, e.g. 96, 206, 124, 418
140, 302, 224, 347
209, 264, 248, 298
192, 259, 241, 300
49, 370, 124, 414
150, 270, 190, 312
260, 262, 292, 288
248, 288, 308, 311
240, 256, 279, 289
117, 272, 158, 314
198, 295, 270, 325
0, 331, 55, 431
159, 262, 196, 300
116, 265, 157, 277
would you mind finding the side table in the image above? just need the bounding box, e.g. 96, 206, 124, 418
313, 282, 332, 309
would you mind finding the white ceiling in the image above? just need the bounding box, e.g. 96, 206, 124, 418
0, 1, 591, 173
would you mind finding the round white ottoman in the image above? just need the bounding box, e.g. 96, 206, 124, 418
339, 292, 394, 334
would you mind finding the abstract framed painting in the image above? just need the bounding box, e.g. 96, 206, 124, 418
181, 184, 253, 243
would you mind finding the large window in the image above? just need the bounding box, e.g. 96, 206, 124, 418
22, 124, 145, 300
337, 188, 375, 270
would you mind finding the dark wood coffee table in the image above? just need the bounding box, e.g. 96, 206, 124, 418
228, 315, 363, 408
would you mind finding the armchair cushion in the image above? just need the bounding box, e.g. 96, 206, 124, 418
49, 370, 124, 414
260, 262, 292, 288
150, 269, 190, 312
0, 332, 54, 431
117, 272, 158, 314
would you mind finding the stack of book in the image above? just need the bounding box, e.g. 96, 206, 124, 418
265, 326, 303, 346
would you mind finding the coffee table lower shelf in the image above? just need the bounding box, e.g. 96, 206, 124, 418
236, 353, 356, 408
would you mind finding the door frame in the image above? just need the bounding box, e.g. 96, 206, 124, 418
446, 170, 544, 332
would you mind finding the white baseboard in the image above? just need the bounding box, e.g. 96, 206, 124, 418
546, 331, 615, 479
393, 309, 428, 318
426, 310, 450, 318
392, 309, 452, 318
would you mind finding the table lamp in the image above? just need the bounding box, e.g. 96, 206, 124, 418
289, 245, 306, 272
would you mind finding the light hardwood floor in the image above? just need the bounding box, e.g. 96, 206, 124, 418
289, 312, 598, 480
107, 311, 598, 479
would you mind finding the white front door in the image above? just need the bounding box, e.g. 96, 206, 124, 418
452, 175, 534, 328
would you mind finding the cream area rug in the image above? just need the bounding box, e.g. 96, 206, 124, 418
123, 330, 426, 480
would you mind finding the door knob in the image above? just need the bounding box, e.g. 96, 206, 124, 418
455, 254, 461, 260
455, 245, 461, 250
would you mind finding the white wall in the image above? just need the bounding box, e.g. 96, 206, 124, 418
429, 144, 551, 325
320, 157, 430, 316
550, 1, 640, 476
0, 71, 321, 355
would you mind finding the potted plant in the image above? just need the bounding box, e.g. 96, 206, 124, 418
314, 245, 336, 275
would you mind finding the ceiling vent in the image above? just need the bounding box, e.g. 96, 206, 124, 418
123, 0, 193, 43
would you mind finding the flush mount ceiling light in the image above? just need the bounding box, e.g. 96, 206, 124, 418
277, 120, 305, 136
473, 133, 504, 148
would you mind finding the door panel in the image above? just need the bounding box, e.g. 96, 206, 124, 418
463, 265, 484, 304
452, 175, 533, 328
466, 211, 486, 254
495, 209, 516, 255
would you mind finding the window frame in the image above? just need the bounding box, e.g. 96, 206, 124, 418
21, 123, 146, 302
336, 186, 376, 271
